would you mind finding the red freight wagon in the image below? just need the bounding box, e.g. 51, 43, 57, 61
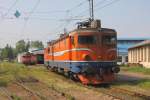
19, 53, 37, 65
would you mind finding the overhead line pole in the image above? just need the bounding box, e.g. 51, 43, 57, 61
89, 0, 94, 20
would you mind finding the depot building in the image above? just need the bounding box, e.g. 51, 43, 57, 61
128, 40, 150, 68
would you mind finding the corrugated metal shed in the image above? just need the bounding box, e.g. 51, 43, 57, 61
129, 40, 150, 49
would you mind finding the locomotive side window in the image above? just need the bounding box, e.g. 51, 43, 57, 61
71, 36, 74, 44
48, 47, 50, 53
78, 35, 96, 44
103, 36, 116, 44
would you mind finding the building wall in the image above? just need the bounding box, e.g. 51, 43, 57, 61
117, 39, 145, 64
128, 45, 150, 68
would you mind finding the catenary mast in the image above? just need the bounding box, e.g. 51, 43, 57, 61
89, 0, 94, 20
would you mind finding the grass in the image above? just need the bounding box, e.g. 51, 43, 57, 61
11, 94, 21, 100
1, 62, 149, 98
0, 62, 86, 99
117, 65, 150, 90
29, 67, 87, 99
121, 66, 150, 75
113, 79, 150, 89
0, 62, 30, 87
138, 79, 150, 89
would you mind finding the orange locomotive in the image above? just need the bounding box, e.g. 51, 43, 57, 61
44, 20, 120, 85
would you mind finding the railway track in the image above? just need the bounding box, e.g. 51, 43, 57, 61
15, 78, 67, 100
110, 87, 150, 100
15, 82, 47, 100
49, 70, 150, 100
0, 87, 13, 100
83, 84, 150, 100
81, 84, 122, 100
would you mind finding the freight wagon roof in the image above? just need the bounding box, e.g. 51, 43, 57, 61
129, 40, 150, 49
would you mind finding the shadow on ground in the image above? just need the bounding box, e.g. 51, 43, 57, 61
112, 74, 150, 87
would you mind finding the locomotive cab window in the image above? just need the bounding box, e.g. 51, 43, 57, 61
103, 35, 116, 45
78, 35, 96, 44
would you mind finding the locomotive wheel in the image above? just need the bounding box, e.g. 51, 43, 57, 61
68, 72, 74, 80
54, 67, 58, 72
57, 68, 64, 75
64, 72, 70, 77
69, 72, 78, 81
46, 65, 50, 70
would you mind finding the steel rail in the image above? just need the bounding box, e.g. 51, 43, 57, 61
0, 87, 13, 100
14, 82, 46, 100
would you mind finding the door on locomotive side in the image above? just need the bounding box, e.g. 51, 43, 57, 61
69, 32, 77, 61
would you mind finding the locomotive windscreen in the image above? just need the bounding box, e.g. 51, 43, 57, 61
78, 35, 96, 44
102, 35, 116, 45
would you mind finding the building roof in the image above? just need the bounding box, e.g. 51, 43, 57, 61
30, 49, 44, 55
129, 40, 150, 49
117, 38, 147, 41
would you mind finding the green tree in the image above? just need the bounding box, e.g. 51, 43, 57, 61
16, 40, 28, 54
30, 41, 44, 49
1, 44, 14, 61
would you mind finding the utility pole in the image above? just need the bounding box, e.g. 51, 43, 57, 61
89, 0, 94, 20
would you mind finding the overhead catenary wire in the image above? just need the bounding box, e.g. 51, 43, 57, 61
2, 0, 18, 17
1, 16, 61, 21
66, 0, 87, 13
67, 0, 107, 21
0, 0, 122, 45
54, 0, 121, 36
95, 0, 121, 11
71, 0, 120, 19
0, 0, 18, 23
1, 0, 87, 21
48, 0, 93, 37
21, 0, 41, 35
49, 0, 87, 36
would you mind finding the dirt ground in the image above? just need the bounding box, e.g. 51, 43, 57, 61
0, 82, 66, 100
0, 81, 116, 100
114, 71, 150, 96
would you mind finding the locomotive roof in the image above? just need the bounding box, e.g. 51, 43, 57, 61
72, 28, 116, 33
48, 28, 116, 45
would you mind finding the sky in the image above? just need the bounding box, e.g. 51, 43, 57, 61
0, 0, 150, 48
